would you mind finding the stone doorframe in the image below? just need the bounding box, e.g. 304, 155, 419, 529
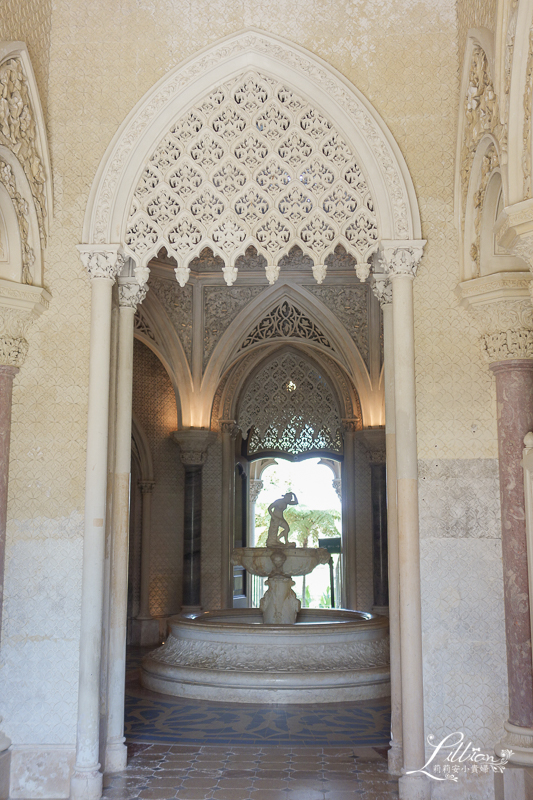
74, 30, 427, 800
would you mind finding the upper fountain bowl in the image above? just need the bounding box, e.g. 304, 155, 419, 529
232, 545, 330, 577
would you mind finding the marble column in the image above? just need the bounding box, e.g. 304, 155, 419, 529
342, 419, 358, 610
381, 240, 428, 800
105, 277, 147, 773
71, 246, 123, 800
220, 421, 238, 609
174, 429, 215, 613
490, 357, 533, 764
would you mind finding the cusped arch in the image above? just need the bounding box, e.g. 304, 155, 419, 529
83, 29, 421, 282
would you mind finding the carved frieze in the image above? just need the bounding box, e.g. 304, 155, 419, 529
149, 276, 193, 364
0, 57, 46, 244
204, 285, 264, 367
306, 284, 369, 367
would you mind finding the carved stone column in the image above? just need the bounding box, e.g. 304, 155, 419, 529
341, 419, 358, 610
381, 240, 428, 800
71, 246, 123, 800
173, 429, 215, 612
373, 273, 402, 775
105, 276, 147, 773
220, 420, 238, 608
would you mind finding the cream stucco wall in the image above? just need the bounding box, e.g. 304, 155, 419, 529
0, 4, 508, 796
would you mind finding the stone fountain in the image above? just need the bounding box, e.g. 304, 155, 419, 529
141, 493, 390, 703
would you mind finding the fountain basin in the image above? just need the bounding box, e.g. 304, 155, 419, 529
231, 546, 331, 577
141, 608, 390, 704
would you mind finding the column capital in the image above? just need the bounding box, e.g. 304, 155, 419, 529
341, 417, 360, 434
219, 419, 240, 436
476, 299, 533, 363
249, 479, 263, 504
173, 428, 216, 467
78, 244, 124, 282
355, 428, 386, 463
138, 480, 155, 494
0, 282, 51, 368
370, 272, 392, 306
379, 240, 426, 279
118, 278, 148, 310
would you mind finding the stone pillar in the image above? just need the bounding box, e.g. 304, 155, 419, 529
135, 480, 159, 643
487, 346, 533, 764
342, 419, 358, 610
174, 429, 215, 613
105, 277, 147, 773
71, 246, 123, 800
220, 420, 238, 608
378, 278, 403, 776
381, 240, 428, 800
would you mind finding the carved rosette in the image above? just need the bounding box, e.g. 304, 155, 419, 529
379, 241, 426, 279
118, 279, 148, 310
78, 246, 124, 282
173, 429, 216, 467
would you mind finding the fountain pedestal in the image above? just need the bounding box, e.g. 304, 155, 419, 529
231, 545, 330, 624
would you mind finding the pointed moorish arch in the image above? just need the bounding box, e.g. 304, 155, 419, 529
82, 28, 421, 263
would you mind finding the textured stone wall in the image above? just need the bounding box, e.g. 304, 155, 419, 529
132, 339, 182, 617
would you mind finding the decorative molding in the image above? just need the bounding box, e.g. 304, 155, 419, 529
124, 69, 379, 284
458, 272, 531, 308
173, 429, 216, 466
149, 276, 193, 364
204, 285, 264, 367
0, 278, 51, 367
470, 144, 499, 275
118, 278, 148, 310
239, 299, 333, 353
379, 240, 426, 278
0, 56, 47, 244
249, 478, 263, 503
134, 307, 157, 342
460, 45, 501, 217
77, 245, 124, 282
305, 284, 369, 366
0, 159, 35, 283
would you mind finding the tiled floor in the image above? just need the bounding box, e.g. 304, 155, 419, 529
102, 743, 400, 800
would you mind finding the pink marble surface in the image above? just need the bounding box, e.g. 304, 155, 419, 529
491, 359, 533, 728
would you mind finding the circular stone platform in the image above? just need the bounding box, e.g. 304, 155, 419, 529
141, 608, 390, 704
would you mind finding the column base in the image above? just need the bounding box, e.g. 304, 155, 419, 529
494, 763, 533, 800
496, 721, 533, 766
130, 617, 162, 646
105, 739, 127, 773
70, 765, 103, 800
181, 605, 202, 616
399, 773, 431, 800
388, 740, 403, 776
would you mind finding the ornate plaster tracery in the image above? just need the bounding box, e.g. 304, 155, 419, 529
125, 70, 379, 286
203, 285, 264, 366
239, 300, 333, 352
0, 56, 47, 245
470, 144, 500, 274
0, 159, 35, 283
237, 350, 343, 456
461, 45, 501, 219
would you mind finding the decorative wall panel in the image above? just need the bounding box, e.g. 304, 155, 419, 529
306, 284, 370, 368
149, 276, 193, 364
203, 285, 264, 366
